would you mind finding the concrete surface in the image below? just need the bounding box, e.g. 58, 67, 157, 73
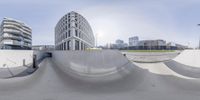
173, 50, 200, 68
134, 62, 195, 79
122, 51, 180, 62
0, 50, 199, 100
0, 50, 49, 78
52, 50, 134, 82
0, 55, 199, 99
164, 50, 200, 78
165, 60, 200, 78
0, 50, 33, 68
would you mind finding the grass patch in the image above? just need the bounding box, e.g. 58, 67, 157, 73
121, 50, 175, 52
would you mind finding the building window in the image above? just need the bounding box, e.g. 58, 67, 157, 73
68, 24, 70, 28
75, 40, 79, 50
84, 44, 86, 50
81, 42, 83, 50
61, 43, 63, 50
75, 23, 78, 27
67, 40, 71, 50
68, 30, 71, 37
79, 32, 81, 38
64, 42, 66, 50
75, 30, 78, 37
65, 32, 68, 38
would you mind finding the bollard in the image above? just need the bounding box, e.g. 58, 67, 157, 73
33, 55, 37, 68
23, 59, 25, 66
123, 54, 126, 57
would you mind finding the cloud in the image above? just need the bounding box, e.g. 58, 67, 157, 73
0, 0, 199, 48
78, 0, 199, 48
79, 3, 174, 44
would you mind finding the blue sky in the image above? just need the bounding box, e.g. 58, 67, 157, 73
0, 0, 200, 48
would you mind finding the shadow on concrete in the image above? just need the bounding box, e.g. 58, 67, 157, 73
165, 60, 200, 78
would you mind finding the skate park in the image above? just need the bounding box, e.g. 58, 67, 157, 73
0, 50, 199, 99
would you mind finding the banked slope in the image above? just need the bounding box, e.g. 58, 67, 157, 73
165, 50, 200, 78
51, 50, 135, 82
0, 50, 199, 100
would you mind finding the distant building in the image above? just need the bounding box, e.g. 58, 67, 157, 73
0, 18, 32, 50
115, 39, 128, 49
129, 36, 139, 46
137, 39, 166, 50
116, 39, 124, 44
32, 45, 54, 51
55, 11, 95, 50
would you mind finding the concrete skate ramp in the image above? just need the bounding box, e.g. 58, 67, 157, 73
0, 56, 200, 99
134, 62, 195, 79
165, 50, 200, 78
51, 50, 135, 82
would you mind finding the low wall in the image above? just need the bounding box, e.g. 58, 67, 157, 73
0, 50, 50, 68
0, 50, 33, 68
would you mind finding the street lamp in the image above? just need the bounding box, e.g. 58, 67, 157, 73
197, 24, 200, 49
198, 35, 200, 49
95, 33, 98, 47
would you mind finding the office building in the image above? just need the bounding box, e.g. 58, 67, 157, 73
55, 11, 95, 50
137, 39, 166, 49
113, 39, 128, 49
129, 36, 139, 46
0, 18, 32, 50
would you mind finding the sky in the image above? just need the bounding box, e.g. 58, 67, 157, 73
0, 0, 200, 48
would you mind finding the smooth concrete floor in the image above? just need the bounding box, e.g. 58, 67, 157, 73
0, 58, 199, 100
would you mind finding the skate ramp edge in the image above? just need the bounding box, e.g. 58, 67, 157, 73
165, 60, 200, 78
173, 50, 200, 68
134, 62, 195, 79
164, 50, 200, 78
51, 50, 136, 82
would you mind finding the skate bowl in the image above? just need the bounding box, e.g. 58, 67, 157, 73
165, 50, 200, 78
0, 51, 200, 99
51, 50, 136, 82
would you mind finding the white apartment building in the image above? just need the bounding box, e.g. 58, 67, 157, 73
0, 18, 32, 50
55, 11, 95, 50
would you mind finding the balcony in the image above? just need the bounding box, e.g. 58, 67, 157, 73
3, 35, 22, 41
3, 29, 22, 35
2, 40, 21, 46
24, 38, 32, 43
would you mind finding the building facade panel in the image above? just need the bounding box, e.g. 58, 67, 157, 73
55, 11, 95, 50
